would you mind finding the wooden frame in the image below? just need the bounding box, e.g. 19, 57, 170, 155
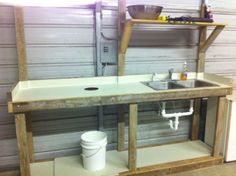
11, 3, 230, 176
118, 20, 225, 74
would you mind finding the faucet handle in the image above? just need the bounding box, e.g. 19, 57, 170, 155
169, 68, 174, 73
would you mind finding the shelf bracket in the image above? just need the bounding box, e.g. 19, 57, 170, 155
200, 25, 225, 53
118, 21, 133, 76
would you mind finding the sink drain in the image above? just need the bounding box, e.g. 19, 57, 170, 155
84, 87, 99, 91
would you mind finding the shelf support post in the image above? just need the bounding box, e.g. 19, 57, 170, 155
192, 2, 207, 140
213, 96, 227, 156
117, 0, 127, 151
15, 113, 31, 176
14, 6, 35, 164
129, 103, 137, 171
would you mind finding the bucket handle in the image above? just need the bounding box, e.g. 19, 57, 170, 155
81, 145, 103, 159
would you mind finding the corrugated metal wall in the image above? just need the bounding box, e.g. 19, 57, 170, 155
0, 0, 236, 169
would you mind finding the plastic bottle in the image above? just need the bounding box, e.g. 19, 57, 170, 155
180, 61, 188, 80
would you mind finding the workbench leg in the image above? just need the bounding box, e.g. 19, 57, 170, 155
15, 113, 31, 176
213, 96, 227, 156
118, 105, 125, 151
191, 99, 201, 140
26, 114, 35, 162
128, 104, 137, 171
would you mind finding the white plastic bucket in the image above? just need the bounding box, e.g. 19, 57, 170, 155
80, 131, 107, 171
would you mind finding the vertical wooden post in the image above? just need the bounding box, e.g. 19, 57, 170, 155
14, 6, 28, 81
118, 105, 125, 151
117, 0, 126, 151
128, 104, 137, 171
26, 115, 35, 162
191, 98, 201, 140
15, 114, 30, 176
14, 6, 35, 164
213, 96, 226, 156
191, 2, 206, 140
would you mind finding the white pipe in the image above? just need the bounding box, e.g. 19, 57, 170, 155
161, 100, 194, 130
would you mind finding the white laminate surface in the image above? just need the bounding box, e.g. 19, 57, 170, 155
54, 141, 211, 176
12, 82, 155, 102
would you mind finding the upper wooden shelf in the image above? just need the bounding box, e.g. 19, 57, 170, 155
128, 19, 227, 27
118, 19, 226, 76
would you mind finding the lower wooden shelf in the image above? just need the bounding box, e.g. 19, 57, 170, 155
29, 140, 224, 176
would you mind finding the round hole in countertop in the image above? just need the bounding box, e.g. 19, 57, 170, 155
84, 87, 99, 91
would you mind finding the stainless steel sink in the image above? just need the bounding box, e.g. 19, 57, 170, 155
143, 79, 218, 91
176, 80, 218, 88
143, 81, 185, 90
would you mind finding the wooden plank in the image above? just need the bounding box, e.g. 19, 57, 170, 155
129, 19, 226, 27
14, 7, 28, 81
200, 26, 225, 53
14, 114, 30, 176
213, 96, 227, 156
192, 3, 207, 140
120, 156, 223, 176
118, 21, 133, 76
11, 87, 231, 113
191, 99, 201, 140
118, 105, 125, 151
117, 0, 126, 151
25, 115, 35, 162
129, 104, 137, 171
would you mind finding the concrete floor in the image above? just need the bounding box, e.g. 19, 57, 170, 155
170, 163, 236, 176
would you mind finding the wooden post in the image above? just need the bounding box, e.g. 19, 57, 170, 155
191, 98, 201, 140
117, 0, 126, 151
14, 7, 35, 163
128, 104, 137, 171
15, 114, 30, 176
14, 6, 28, 81
118, 105, 125, 151
118, 21, 133, 76
213, 96, 227, 156
191, 2, 206, 140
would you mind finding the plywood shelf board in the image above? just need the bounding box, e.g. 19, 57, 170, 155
30, 161, 54, 176
54, 141, 211, 176
129, 19, 226, 27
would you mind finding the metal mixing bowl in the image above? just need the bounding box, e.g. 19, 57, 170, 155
127, 5, 163, 20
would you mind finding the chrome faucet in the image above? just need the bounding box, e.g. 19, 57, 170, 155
168, 68, 174, 80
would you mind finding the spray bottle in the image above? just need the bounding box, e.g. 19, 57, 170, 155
180, 61, 188, 80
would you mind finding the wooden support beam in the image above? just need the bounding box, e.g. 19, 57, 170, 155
118, 21, 133, 76
191, 99, 201, 140
200, 26, 225, 53
15, 114, 30, 176
14, 7, 28, 81
213, 96, 227, 156
117, 0, 126, 151
26, 115, 35, 162
129, 104, 137, 171
192, 3, 207, 140
120, 156, 223, 176
14, 6, 35, 164
118, 105, 125, 151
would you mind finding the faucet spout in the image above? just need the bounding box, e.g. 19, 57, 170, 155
168, 68, 174, 80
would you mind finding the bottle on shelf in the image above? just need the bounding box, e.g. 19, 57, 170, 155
180, 61, 188, 80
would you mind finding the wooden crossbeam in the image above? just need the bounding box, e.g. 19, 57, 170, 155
200, 26, 225, 53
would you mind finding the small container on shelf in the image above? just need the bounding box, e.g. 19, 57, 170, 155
180, 61, 188, 80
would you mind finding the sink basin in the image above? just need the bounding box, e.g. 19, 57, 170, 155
176, 80, 218, 88
143, 81, 185, 90
143, 79, 218, 91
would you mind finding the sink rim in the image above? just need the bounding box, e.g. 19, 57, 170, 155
142, 79, 219, 91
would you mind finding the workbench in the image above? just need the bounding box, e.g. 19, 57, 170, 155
8, 72, 233, 176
